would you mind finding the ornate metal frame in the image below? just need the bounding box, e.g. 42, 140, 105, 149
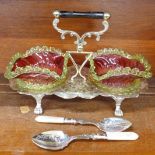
5, 10, 152, 117
52, 11, 109, 52
52, 10, 110, 82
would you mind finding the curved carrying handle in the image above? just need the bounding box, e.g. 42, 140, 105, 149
52, 10, 110, 52
53, 10, 110, 20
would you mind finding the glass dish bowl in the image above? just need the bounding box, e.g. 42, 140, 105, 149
89, 48, 152, 96
4, 46, 69, 94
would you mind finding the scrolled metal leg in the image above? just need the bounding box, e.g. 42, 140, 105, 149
32, 94, 44, 115
112, 97, 124, 117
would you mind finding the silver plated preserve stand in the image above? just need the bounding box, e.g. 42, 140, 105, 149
19, 10, 142, 116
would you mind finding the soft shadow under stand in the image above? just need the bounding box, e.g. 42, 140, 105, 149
18, 10, 148, 116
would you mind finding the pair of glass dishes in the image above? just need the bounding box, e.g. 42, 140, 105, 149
4, 46, 152, 96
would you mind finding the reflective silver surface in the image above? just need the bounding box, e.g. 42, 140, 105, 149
35, 116, 132, 132
19, 67, 143, 116
97, 117, 132, 132
53, 14, 109, 52
32, 130, 139, 150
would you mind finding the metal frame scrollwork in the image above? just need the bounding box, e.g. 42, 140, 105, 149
52, 12, 110, 52
67, 51, 93, 82
52, 11, 110, 82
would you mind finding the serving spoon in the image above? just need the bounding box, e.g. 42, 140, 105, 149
32, 130, 139, 150
35, 116, 132, 132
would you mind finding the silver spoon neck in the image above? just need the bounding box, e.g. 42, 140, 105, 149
75, 119, 96, 126
72, 133, 107, 140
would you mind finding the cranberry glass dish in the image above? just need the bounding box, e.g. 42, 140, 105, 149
4, 46, 69, 94
89, 48, 152, 96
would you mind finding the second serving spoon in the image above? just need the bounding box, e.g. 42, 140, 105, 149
32, 130, 139, 150
35, 116, 132, 132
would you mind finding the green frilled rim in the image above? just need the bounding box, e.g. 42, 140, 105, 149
89, 48, 152, 95
4, 46, 69, 93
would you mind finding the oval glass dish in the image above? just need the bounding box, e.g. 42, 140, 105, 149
4, 46, 69, 94
89, 48, 152, 96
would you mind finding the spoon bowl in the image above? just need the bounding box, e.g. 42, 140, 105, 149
97, 117, 132, 132
32, 131, 71, 150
